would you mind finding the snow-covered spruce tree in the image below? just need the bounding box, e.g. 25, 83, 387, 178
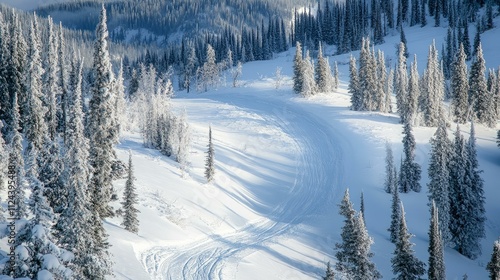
388, 180, 401, 243
42, 16, 60, 142
8, 14, 27, 131
56, 57, 104, 279
114, 59, 127, 135
386, 68, 394, 113
359, 38, 378, 111
176, 111, 191, 176
205, 125, 215, 183
428, 201, 446, 280
315, 44, 333, 93
301, 50, 316, 97
231, 61, 242, 88
353, 213, 381, 279
335, 189, 380, 279
384, 142, 396, 193
395, 42, 409, 123
471, 44, 496, 127
122, 152, 140, 233
349, 55, 362, 110
87, 4, 117, 218
184, 45, 197, 93
449, 124, 485, 259
399, 121, 422, 193
293, 41, 304, 94
0, 13, 9, 136
487, 239, 500, 280
57, 22, 68, 136
421, 41, 445, 127
335, 189, 358, 276
24, 18, 46, 155
427, 121, 452, 245
451, 44, 470, 124
333, 60, 339, 90
198, 44, 219, 92
360, 191, 365, 223
407, 55, 420, 126
376, 50, 387, 112
391, 203, 426, 280
323, 261, 335, 280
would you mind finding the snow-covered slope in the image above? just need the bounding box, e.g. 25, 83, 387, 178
106, 22, 500, 280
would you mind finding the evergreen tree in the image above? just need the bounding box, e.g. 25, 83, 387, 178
451, 44, 470, 124
205, 125, 215, 183
57, 22, 68, 136
293, 41, 304, 94
395, 42, 409, 123
184, 46, 197, 93
427, 121, 452, 245
399, 121, 421, 193
358, 38, 377, 111
388, 180, 401, 243
349, 55, 362, 110
407, 55, 420, 126
462, 21, 471, 60
335, 189, 358, 276
449, 124, 485, 259
428, 201, 446, 280
55, 57, 98, 279
315, 45, 333, 93
391, 203, 426, 279
471, 43, 495, 126
301, 50, 316, 97
323, 261, 335, 280
122, 152, 140, 233
384, 142, 396, 193
386, 68, 394, 113
376, 51, 387, 112
42, 17, 59, 142
353, 213, 381, 279
198, 44, 219, 92
487, 239, 500, 280
87, 4, 117, 219
421, 41, 445, 127
333, 60, 339, 90
114, 59, 127, 136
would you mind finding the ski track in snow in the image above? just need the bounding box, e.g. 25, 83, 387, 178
141, 93, 344, 280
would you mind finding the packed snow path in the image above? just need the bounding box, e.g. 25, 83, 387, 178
141, 91, 346, 279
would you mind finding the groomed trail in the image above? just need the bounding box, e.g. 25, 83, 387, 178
141, 91, 348, 280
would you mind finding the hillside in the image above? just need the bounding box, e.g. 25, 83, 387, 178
105, 18, 500, 279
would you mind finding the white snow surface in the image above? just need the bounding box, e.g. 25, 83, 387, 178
106, 19, 499, 280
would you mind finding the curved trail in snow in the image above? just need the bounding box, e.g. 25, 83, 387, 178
141, 93, 345, 279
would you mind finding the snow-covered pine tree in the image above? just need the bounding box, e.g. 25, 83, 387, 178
323, 261, 335, 280
384, 142, 396, 193
349, 55, 362, 110
333, 60, 339, 90
177, 111, 191, 176
114, 59, 127, 135
360, 191, 365, 222
42, 16, 60, 141
359, 38, 377, 111
407, 55, 420, 126
470, 43, 492, 126
87, 4, 118, 218
335, 189, 358, 276
301, 50, 316, 97
391, 203, 426, 279
399, 121, 422, 192
184, 46, 197, 93
293, 41, 304, 94
57, 22, 68, 136
231, 61, 242, 88
315, 44, 332, 93
198, 44, 219, 92
8, 14, 27, 131
205, 125, 215, 183
395, 42, 409, 123
385, 68, 394, 113
353, 213, 381, 279
449, 124, 485, 259
427, 121, 452, 245
451, 44, 470, 124
376, 50, 387, 112
487, 239, 500, 280
24, 18, 46, 155
428, 201, 446, 280
388, 180, 401, 243
55, 56, 97, 279
121, 152, 140, 233
421, 41, 445, 127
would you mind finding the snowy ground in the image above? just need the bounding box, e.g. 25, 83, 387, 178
106, 23, 500, 280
